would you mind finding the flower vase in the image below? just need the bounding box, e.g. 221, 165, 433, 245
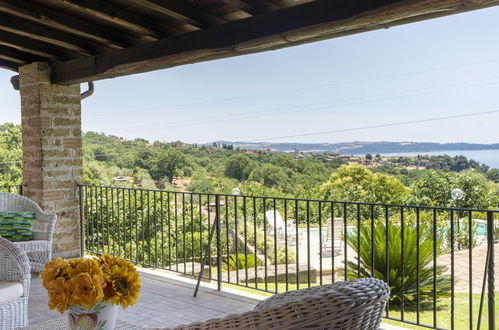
67, 301, 118, 330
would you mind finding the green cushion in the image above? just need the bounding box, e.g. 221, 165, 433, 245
0, 212, 34, 242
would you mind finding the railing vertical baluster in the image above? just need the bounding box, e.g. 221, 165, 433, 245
357, 203, 361, 279
295, 199, 299, 290
263, 198, 268, 292
141, 190, 145, 265
134, 189, 138, 264
225, 195, 230, 284
174, 192, 178, 272
216, 195, 222, 291
344, 203, 348, 281
306, 200, 311, 287
117, 187, 121, 257
243, 196, 248, 287
207, 195, 212, 280
401, 207, 405, 321
433, 208, 437, 328
235, 195, 239, 286
78, 185, 84, 256
331, 202, 335, 284
487, 211, 495, 330
385, 205, 389, 317
105, 187, 109, 254
468, 211, 473, 330
450, 209, 455, 330
318, 201, 323, 286
416, 207, 420, 325
167, 192, 171, 270
190, 194, 194, 276
153, 191, 157, 267
253, 197, 258, 290
182, 193, 186, 274
274, 199, 278, 293
147, 190, 151, 267
160, 192, 164, 269
198, 194, 202, 275
370, 204, 375, 277
284, 198, 288, 291
122, 189, 127, 260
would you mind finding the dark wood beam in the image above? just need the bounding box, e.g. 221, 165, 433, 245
0, 13, 106, 55
45, 0, 175, 39
0, 58, 18, 71
51, 0, 499, 84
0, 0, 134, 49
221, 0, 262, 16
0, 45, 42, 64
0, 30, 79, 61
138, 0, 226, 27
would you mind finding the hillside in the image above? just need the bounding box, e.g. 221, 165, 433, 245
212, 141, 499, 154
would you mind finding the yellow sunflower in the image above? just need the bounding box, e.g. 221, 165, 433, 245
103, 262, 141, 309
68, 273, 105, 309
40, 257, 69, 289
67, 258, 103, 279
46, 277, 70, 313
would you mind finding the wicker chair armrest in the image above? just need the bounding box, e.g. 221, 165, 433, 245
0, 236, 31, 297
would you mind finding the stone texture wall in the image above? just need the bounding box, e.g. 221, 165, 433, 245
19, 62, 82, 259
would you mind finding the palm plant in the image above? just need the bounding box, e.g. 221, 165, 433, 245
346, 220, 450, 305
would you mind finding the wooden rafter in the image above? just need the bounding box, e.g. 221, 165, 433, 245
0, 45, 41, 64
0, 0, 133, 49
0, 13, 102, 55
0, 30, 78, 60
51, 0, 499, 84
134, 0, 226, 27
41, 0, 173, 39
0, 58, 18, 71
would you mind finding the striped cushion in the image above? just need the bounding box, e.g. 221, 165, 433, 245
0, 211, 34, 242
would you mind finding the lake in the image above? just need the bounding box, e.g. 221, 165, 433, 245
357, 149, 499, 169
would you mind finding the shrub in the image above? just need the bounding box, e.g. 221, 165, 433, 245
346, 220, 450, 305
223, 254, 263, 271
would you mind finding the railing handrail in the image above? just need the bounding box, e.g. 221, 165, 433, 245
77, 184, 499, 214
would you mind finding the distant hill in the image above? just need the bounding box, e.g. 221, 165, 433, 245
210, 141, 499, 155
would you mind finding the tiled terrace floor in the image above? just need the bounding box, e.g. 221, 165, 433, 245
28, 267, 404, 329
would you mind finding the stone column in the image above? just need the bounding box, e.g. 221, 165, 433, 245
19, 62, 82, 259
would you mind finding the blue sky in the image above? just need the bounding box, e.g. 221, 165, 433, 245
1, 6, 499, 144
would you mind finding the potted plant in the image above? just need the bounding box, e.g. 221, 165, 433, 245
40, 254, 140, 330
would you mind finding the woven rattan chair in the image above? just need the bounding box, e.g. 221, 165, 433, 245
0, 192, 57, 272
157, 277, 389, 330
0, 236, 31, 329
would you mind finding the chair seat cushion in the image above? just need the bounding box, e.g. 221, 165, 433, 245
0, 280, 23, 304
0, 211, 34, 241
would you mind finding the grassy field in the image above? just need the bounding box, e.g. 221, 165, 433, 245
223, 282, 497, 329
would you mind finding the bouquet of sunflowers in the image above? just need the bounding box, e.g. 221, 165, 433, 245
40, 254, 141, 314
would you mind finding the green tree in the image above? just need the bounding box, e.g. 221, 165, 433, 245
318, 165, 408, 204
150, 149, 188, 182
224, 154, 252, 181
248, 163, 292, 191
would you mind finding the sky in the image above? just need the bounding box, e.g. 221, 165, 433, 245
1, 6, 499, 145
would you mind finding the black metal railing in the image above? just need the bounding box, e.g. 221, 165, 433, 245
79, 184, 497, 330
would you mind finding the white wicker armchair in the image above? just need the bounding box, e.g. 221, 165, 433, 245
0, 236, 31, 329
158, 278, 390, 329
0, 192, 57, 272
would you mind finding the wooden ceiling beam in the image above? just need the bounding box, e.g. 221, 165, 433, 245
51, 0, 499, 84
0, 30, 77, 61
221, 0, 261, 15
0, 13, 106, 56
0, 58, 18, 71
0, 0, 133, 49
0, 45, 42, 64
133, 0, 225, 28
46, 0, 172, 40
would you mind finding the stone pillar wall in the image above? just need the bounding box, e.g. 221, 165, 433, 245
19, 62, 82, 259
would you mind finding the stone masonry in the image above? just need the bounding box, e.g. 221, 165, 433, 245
19, 62, 82, 259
